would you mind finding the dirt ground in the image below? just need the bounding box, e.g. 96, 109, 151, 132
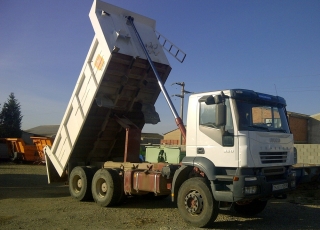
0, 162, 320, 230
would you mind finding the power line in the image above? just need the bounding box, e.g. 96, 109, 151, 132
280, 89, 320, 92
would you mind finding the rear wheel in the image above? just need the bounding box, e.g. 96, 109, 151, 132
234, 199, 268, 216
69, 166, 94, 201
177, 177, 219, 228
91, 169, 121, 207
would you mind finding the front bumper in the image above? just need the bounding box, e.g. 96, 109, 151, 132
232, 172, 296, 202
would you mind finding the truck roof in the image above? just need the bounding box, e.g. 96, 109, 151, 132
191, 89, 286, 106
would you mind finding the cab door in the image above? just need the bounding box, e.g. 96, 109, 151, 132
196, 98, 237, 168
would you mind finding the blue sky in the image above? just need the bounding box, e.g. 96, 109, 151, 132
1, 0, 319, 135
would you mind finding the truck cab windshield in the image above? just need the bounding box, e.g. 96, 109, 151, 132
236, 100, 290, 133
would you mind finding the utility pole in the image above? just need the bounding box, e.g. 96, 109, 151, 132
172, 82, 192, 145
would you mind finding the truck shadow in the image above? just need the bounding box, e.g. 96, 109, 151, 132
114, 194, 320, 229
0, 173, 69, 200
120, 195, 176, 209
209, 199, 320, 229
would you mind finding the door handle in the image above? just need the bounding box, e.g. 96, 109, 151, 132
197, 147, 205, 154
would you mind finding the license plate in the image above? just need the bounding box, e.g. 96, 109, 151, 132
273, 183, 288, 191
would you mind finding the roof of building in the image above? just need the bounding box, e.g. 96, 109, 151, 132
163, 126, 186, 135
23, 125, 59, 137
141, 133, 163, 139
287, 111, 310, 118
311, 113, 320, 120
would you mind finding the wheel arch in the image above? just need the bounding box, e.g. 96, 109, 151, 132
171, 165, 193, 202
172, 157, 217, 202
181, 156, 217, 180
172, 157, 218, 202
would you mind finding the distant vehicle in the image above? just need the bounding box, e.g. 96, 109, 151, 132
3, 138, 39, 163
31, 137, 54, 164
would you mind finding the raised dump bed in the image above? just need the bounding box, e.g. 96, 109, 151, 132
44, 0, 171, 176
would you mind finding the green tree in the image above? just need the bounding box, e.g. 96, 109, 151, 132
0, 93, 23, 138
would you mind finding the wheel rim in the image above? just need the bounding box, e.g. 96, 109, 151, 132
72, 175, 82, 193
184, 190, 204, 215
96, 178, 108, 198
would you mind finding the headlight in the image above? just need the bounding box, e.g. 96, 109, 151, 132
245, 177, 257, 181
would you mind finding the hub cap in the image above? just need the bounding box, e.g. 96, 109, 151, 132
96, 178, 108, 198
77, 179, 82, 188
184, 191, 203, 214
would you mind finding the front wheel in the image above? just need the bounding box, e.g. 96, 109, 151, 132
234, 199, 268, 216
177, 177, 219, 228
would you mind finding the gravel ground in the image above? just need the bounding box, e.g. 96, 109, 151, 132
0, 162, 320, 230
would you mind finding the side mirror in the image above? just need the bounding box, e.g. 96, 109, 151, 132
199, 94, 223, 105
216, 104, 226, 127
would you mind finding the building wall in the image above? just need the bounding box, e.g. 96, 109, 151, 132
141, 138, 161, 145
162, 129, 185, 145
309, 114, 320, 144
288, 116, 308, 144
295, 144, 320, 164
140, 133, 163, 145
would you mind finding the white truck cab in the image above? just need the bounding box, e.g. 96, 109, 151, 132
175, 89, 296, 207
186, 89, 295, 167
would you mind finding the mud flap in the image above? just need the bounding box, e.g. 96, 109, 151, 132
45, 156, 67, 184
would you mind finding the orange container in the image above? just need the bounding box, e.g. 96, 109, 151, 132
30, 137, 54, 164
3, 138, 38, 162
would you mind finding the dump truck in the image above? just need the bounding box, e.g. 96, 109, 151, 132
2, 137, 52, 164
44, 0, 297, 227
3, 138, 39, 163
31, 136, 54, 164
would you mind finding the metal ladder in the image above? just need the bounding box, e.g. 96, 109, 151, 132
155, 31, 186, 63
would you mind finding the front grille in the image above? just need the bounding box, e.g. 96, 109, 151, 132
265, 174, 285, 182
262, 167, 285, 175
259, 152, 287, 164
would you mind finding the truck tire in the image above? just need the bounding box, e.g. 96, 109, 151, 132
234, 199, 268, 216
177, 177, 219, 228
91, 169, 121, 207
69, 166, 94, 201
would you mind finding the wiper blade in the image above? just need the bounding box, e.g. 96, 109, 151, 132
268, 129, 287, 133
202, 122, 218, 128
248, 125, 270, 131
